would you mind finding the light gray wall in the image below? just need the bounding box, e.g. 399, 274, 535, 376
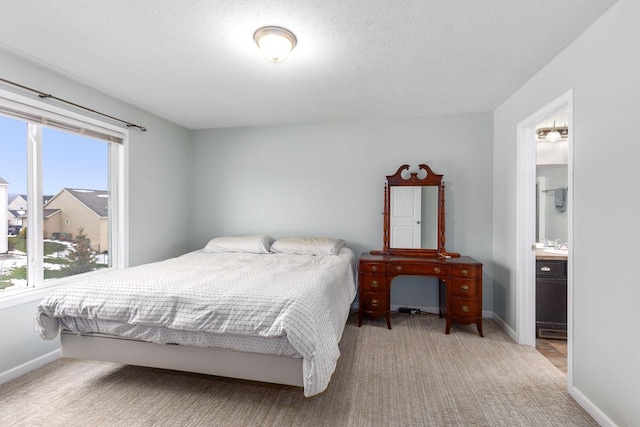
190, 114, 493, 311
0, 49, 191, 377
493, 0, 639, 424
0, 299, 61, 372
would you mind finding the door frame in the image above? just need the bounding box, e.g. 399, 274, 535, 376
515, 89, 574, 384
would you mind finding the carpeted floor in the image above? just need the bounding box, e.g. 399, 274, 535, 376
0, 313, 596, 426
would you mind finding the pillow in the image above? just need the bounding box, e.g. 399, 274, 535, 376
203, 235, 275, 254
270, 236, 346, 256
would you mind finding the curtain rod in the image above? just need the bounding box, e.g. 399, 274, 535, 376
0, 77, 147, 132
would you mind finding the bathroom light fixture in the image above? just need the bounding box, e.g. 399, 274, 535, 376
253, 26, 297, 63
545, 128, 562, 142
536, 121, 568, 141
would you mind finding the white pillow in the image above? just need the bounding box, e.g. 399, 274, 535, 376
270, 236, 346, 255
203, 235, 275, 254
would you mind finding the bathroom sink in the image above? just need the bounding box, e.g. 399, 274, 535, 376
543, 248, 568, 255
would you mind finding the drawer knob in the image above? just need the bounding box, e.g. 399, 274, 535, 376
461, 269, 468, 276
372, 265, 378, 271
540, 266, 551, 272
460, 285, 470, 292
434, 267, 441, 274
461, 305, 470, 313
371, 280, 379, 288
371, 299, 379, 307
396, 266, 402, 271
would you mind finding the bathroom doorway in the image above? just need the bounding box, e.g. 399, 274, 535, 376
534, 110, 569, 373
516, 90, 573, 382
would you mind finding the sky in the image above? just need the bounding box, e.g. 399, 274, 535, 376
0, 115, 108, 195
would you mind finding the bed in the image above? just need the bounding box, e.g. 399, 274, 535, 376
35, 236, 357, 397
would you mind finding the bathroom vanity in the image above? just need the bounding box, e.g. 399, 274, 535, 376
535, 249, 567, 339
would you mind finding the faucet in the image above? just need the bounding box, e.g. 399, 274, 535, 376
544, 238, 560, 248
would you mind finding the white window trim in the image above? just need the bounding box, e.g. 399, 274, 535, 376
26, 123, 44, 285
0, 87, 129, 307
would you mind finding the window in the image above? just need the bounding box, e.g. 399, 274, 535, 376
0, 89, 127, 293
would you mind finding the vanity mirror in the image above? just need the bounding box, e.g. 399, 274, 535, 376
371, 164, 458, 258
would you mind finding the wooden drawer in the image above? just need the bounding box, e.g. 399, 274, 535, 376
361, 293, 389, 314
361, 274, 388, 292
536, 260, 566, 279
448, 278, 479, 297
451, 264, 480, 278
359, 261, 386, 273
390, 262, 449, 277
450, 298, 480, 318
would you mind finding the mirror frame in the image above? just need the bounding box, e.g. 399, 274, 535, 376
371, 164, 459, 258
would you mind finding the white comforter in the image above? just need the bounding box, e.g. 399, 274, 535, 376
35, 248, 357, 397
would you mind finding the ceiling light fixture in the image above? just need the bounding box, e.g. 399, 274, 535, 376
253, 26, 297, 63
536, 121, 568, 142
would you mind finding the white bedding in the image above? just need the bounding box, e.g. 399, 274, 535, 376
35, 248, 357, 397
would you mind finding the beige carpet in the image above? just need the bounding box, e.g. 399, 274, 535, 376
0, 314, 596, 426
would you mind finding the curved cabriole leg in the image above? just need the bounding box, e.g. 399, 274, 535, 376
477, 320, 484, 337
445, 319, 451, 334
386, 312, 392, 329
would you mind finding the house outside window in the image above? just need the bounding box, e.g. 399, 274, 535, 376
0, 89, 127, 293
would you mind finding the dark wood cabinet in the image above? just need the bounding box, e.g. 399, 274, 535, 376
536, 259, 567, 339
358, 254, 483, 336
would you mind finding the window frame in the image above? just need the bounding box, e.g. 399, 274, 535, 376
0, 87, 128, 305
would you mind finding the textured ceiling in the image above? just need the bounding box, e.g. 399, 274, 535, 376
0, 0, 618, 130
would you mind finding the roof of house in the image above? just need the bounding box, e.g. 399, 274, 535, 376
43, 208, 61, 219
8, 209, 58, 219
0, 176, 8, 185
8, 194, 24, 205
8, 210, 24, 218
53, 188, 108, 218
8, 194, 54, 205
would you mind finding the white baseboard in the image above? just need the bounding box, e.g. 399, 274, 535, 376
569, 385, 619, 427
492, 312, 517, 342
0, 349, 61, 385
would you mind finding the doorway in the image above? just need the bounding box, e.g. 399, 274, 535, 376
516, 90, 573, 382
535, 110, 569, 373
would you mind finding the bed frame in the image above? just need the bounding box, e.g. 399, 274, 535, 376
60, 331, 304, 387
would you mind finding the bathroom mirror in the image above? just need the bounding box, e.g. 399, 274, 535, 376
371, 164, 458, 258
536, 164, 569, 244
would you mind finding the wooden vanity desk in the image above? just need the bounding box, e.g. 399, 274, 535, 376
358, 253, 483, 336
359, 163, 483, 336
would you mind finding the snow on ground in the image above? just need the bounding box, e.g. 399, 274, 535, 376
0, 239, 109, 291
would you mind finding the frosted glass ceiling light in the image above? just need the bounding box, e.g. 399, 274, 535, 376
254, 26, 297, 63
546, 129, 562, 142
